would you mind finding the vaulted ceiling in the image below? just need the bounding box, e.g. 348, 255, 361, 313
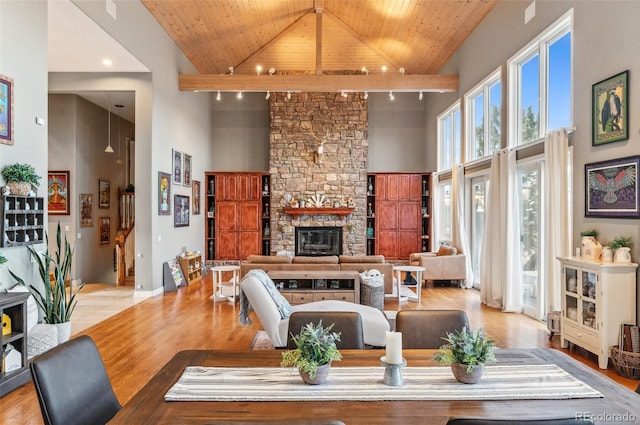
142, 0, 497, 92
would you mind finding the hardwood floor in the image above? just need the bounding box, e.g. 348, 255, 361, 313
1, 275, 637, 424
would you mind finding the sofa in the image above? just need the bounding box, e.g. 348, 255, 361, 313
410, 242, 467, 287
240, 254, 394, 294
239, 270, 390, 347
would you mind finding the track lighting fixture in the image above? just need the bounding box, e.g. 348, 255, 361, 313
228, 66, 234, 75
237, 91, 243, 99
265, 91, 270, 100
361, 66, 369, 75
388, 91, 394, 101
287, 91, 291, 100
216, 91, 221, 101
419, 90, 423, 100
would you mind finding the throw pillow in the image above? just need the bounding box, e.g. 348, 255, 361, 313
437, 245, 454, 256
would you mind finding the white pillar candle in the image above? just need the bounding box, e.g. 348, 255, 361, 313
385, 331, 403, 364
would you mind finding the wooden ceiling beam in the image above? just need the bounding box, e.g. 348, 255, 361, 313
179, 73, 458, 92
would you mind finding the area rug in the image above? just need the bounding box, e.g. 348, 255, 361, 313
165, 364, 603, 402
251, 330, 275, 350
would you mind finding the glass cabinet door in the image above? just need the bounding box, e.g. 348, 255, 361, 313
581, 269, 597, 330
563, 266, 579, 323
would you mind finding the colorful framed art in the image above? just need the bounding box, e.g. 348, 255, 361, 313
0, 74, 14, 145
592, 70, 629, 146
99, 179, 110, 208
99, 216, 110, 245
79, 193, 93, 227
158, 171, 171, 215
172, 149, 182, 185
585, 155, 639, 218
174, 194, 190, 227
47, 171, 70, 215
184, 153, 192, 187
192, 180, 201, 215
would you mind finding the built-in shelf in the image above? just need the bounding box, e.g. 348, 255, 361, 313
284, 207, 354, 220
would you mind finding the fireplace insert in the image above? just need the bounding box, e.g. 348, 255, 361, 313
295, 226, 342, 256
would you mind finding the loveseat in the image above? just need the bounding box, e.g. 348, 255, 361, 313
409, 242, 467, 287
240, 254, 394, 294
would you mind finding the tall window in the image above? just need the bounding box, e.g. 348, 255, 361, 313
435, 182, 452, 244
508, 10, 572, 145
469, 174, 489, 289
465, 70, 502, 161
437, 102, 461, 171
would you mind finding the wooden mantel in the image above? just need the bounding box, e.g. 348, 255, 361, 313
284, 207, 354, 219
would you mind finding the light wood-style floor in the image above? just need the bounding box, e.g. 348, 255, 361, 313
1, 275, 637, 424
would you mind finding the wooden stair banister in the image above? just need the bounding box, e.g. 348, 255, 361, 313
115, 225, 135, 287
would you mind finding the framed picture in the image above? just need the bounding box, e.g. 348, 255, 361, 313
184, 153, 192, 187
585, 155, 639, 218
592, 70, 629, 146
172, 149, 183, 185
98, 216, 110, 245
174, 194, 190, 227
158, 171, 171, 215
79, 193, 93, 227
47, 170, 70, 215
192, 180, 201, 214
0, 74, 14, 145
99, 179, 110, 208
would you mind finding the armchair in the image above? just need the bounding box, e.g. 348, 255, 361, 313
410, 243, 467, 287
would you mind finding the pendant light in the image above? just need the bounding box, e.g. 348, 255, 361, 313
115, 104, 124, 165
104, 94, 114, 153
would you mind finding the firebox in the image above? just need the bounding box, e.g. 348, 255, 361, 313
295, 227, 342, 256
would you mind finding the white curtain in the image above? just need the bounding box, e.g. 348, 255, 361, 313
451, 165, 474, 288
543, 129, 571, 313
480, 149, 522, 311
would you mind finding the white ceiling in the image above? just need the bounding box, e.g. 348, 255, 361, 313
48, 0, 148, 123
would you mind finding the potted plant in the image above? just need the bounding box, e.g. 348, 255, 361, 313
9, 222, 83, 344
434, 327, 497, 384
281, 320, 342, 384
610, 236, 632, 263
1, 163, 41, 196
579, 229, 601, 260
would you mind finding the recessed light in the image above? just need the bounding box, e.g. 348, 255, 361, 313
102, 59, 112, 66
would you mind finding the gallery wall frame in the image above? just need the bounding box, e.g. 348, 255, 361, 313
0, 74, 14, 145
184, 153, 192, 187
172, 149, 183, 185
592, 70, 629, 146
174, 194, 190, 227
585, 155, 639, 218
79, 193, 93, 227
158, 171, 171, 215
192, 180, 201, 215
47, 170, 70, 215
99, 216, 110, 245
99, 179, 110, 208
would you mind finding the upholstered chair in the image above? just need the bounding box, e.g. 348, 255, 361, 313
30, 335, 121, 425
287, 311, 365, 349
395, 309, 469, 349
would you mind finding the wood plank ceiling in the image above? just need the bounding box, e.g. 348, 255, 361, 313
142, 0, 497, 92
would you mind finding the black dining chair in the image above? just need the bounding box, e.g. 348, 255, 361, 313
395, 309, 469, 349
636, 380, 640, 394
446, 418, 594, 425
30, 335, 121, 425
287, 311, 365, 349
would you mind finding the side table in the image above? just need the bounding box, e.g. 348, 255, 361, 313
393, 265, 425, 308
211, 265, 240, 302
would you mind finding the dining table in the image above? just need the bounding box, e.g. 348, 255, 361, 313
108, 348, 640, 425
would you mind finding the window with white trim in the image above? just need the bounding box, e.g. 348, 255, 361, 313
465, 70, 502, 161
437, 101, 461, 171
508, 10, 572, 146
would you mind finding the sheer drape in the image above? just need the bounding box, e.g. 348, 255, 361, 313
480, 149, 522, 311
451, 165, 474, 288
543, 129, 571, 313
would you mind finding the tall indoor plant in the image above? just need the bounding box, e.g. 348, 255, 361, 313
9, 222, 83, 343
1, 163, 41, 196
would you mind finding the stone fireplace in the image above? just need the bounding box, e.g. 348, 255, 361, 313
268, 92, 368, 256
295, 226, 343, 256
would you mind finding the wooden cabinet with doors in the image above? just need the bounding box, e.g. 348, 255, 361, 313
205, 172, 268, 262
368, 173, 430, 260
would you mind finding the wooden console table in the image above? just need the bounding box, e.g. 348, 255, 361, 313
268, 270, 360, 304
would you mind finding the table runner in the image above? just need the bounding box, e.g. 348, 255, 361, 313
165, 364, 602, 402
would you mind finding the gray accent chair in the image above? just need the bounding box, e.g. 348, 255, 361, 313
287, 311, 365, 349
395, 309, 469, 349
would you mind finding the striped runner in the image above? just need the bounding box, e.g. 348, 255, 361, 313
165, 364, 603, 401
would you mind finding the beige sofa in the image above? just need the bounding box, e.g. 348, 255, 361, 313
240, 255, 394, 294
410, 247, 467, 287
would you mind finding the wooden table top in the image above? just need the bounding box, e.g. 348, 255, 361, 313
108, 349, 640, 425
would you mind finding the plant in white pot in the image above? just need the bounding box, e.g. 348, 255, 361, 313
434, 327, 497, 384
1, 163, 41, 196
579, 229, 602, 260
610, 236, 632, 263
281, 320, 342, 384
9, 222, 83, 343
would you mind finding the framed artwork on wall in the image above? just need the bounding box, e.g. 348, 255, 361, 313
158, 171, 171, 215
174, 194, 190, 227
192, 180, 201, 214
172, 149, 183, 185
184, 153, 192, 187
99, 179, 110, 208
47, 170, 70, 215
79, 193, 93, 227
592, 70, 629, 146
585, 155, 639, 218
99, 216, 110, 245
0, 74, 14, 145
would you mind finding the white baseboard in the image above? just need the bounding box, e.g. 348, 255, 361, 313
133, 287, 163, 298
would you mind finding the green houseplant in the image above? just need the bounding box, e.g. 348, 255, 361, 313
9, 222, 83, 342
609, 236, 632, 250
610, 236, 632, 263
434, 327, 497, 384
281, 320, 342, 384
579, 229, 598, 238
1, 163, 41, 196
